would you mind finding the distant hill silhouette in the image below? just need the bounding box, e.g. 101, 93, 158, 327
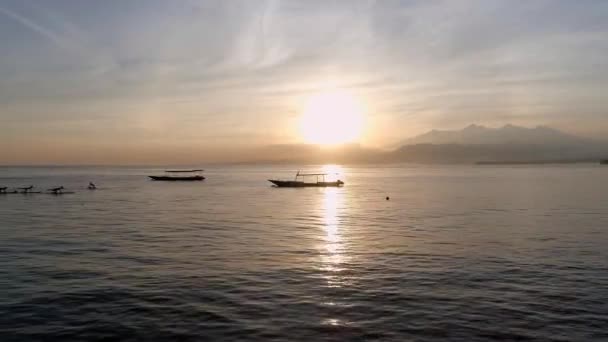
391, 124, 607, 164
235, 143, 383, 164
403, 124, 589, 146
389, 143, 606, 164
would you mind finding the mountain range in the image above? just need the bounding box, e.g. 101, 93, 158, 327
402, 124, 589, 146
252, 125, 607, 164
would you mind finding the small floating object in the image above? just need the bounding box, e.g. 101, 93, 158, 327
0, 186, 7, 193
88, 182, 97, 190
386, 196, 390, 201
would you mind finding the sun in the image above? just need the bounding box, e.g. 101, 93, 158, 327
299, 90, 365, 145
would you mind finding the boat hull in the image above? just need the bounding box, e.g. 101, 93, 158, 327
149, 176, 205, 181
268, 180, 344, 187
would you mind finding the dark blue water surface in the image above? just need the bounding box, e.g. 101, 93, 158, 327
1, 165, 607, 341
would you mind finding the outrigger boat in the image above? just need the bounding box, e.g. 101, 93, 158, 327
149, 169, 205, 181
0, 185, 74, 195
0, 186, 21, 195
269, 171, 344, 187
46, 186, 74, 195
16, 185, 40, 194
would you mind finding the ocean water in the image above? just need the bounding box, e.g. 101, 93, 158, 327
1, 165, 607, 341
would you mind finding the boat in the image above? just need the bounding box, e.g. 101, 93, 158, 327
0, 187, 18, 194
149, 169, 205, 181
16, 186, 39, 194
46, 186, 73, 195
269, 171, 344, 187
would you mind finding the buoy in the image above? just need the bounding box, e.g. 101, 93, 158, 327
386, 196, 390, 201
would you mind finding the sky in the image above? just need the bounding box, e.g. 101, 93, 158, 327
1, 0, 607, 164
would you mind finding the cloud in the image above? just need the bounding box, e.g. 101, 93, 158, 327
0, 4, 66, 48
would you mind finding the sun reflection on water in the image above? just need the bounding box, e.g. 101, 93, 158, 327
318, 165, 349, 287
321, 187, 343, 270
316, 165, 350, 326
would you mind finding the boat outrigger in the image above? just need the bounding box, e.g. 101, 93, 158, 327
149, 169, 205, 181
269, 171, 344, 187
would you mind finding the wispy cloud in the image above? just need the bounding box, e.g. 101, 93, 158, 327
0, 4, 67, 48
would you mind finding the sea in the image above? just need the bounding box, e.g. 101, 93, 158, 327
1, 164, 607, 341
